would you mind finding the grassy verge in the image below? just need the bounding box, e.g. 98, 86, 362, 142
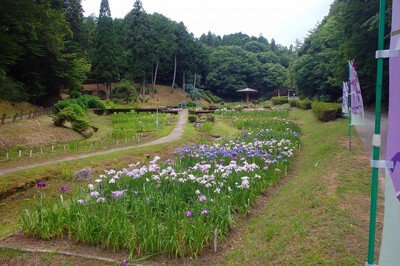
221, 108, 383, 264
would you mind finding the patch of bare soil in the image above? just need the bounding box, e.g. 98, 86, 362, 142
0, 116, 82, 151
0, 231, 128, 264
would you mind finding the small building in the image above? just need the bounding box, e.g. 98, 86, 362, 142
268, 88, 290, 98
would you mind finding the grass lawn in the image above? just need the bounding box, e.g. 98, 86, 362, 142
220, 108, 383, 265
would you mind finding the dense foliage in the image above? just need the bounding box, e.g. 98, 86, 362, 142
312, 102, 342, 122
287, 0, 391, 104
0, 0, 90, 104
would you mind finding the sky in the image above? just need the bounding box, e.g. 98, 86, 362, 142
82, 0, 334, 47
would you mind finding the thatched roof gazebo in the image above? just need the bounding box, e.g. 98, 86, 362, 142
237, 87, 258, 108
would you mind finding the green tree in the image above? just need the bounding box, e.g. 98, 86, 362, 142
92, 0, 119, 96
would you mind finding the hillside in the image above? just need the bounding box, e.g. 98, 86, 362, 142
138, 85, 208, 108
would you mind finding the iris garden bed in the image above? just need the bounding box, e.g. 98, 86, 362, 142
108, 112, 170, 139
20, 111, 300, 260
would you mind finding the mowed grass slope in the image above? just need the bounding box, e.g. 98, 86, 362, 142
221, 109, 383, 265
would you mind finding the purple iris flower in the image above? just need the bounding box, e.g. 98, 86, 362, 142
37, 181, 46, 188
185, 211, 193, 218
201, 209, 210, 215
60, 186, 68, 193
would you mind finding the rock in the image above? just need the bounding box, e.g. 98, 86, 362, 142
81, 127, 95, 138
74, 167, 93, 180
212, 134, 221, 139
61, 120, 73, 129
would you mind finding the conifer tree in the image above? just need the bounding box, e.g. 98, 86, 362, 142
92, 0, 119, 96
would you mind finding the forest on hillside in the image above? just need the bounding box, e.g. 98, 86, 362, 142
0, 0, 391, 105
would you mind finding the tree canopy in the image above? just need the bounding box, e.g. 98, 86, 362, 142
286, 0, 391, 104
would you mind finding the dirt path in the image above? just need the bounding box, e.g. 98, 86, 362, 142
0, 110, 188, 176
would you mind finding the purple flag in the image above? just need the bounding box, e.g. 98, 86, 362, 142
349, 60, 365, 125
386, 0, 400, 201
342, 82, 349, 114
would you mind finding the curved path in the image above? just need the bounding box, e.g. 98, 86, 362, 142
0, 110, 188, 176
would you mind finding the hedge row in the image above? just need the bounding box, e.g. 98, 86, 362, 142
311, 102, 342, 122
296, 99, 312, 110
271, 96, 288, 105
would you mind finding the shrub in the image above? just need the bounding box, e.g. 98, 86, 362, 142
271, 96, 288, 105
289, 100, 297, 107
263, 102, 272, 109
188, 115, 197, 123
312, 102, 342, 122
69, 91, 82, 99
206, 115, 215, 123
83, 95, 105, 109
53, 100, 85, 115
296, 99, 312, 110
197, 121, 213, 133
188, 109, 196, 115
113, 98, 119, 104
113, 79, 139, 103
53, 106, 90, 133
53, 99, 78, 114
72, 118, 90, 132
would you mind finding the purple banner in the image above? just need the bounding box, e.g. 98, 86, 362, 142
349, 60, 365, 125
342, 82, 349, 113
386, 0, 400, 201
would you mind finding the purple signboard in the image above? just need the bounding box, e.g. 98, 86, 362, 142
386, 0, 400, 201
342, 82, 349, 114
349, 60, 366, 125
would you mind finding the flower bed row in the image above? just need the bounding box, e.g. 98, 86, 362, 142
21, 116, 300, 259
109, 112, 169, 139
218, 108, 289, 118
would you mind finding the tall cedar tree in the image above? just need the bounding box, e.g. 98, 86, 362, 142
93, 0, 119, 96
63, 0, 86, 53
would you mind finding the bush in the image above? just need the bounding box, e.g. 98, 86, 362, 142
263, 102, 272, 109
197, 121, 213, 133
83, 95, 105, 109
296, 99, 312, 110
312, 102, 342, 122
188, 115, 197, 123
53, 99, 85, 115
317, 94, 332, 102
271, 96, 288, 105
53, 106, 90, 133
188, 109, 196, 115
289, 100, 297, 107
69, 91, 82, 99
72, 118, 90, 132
206, 115, 215, 123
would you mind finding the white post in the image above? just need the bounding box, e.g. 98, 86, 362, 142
156, 106, 159, 130
63, 145, 66, 151
18, 150, 22, 158
213, 228, 218, 253
29, 150, 32, 158
6, 152, 9, 160
51, 145, 54, 152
